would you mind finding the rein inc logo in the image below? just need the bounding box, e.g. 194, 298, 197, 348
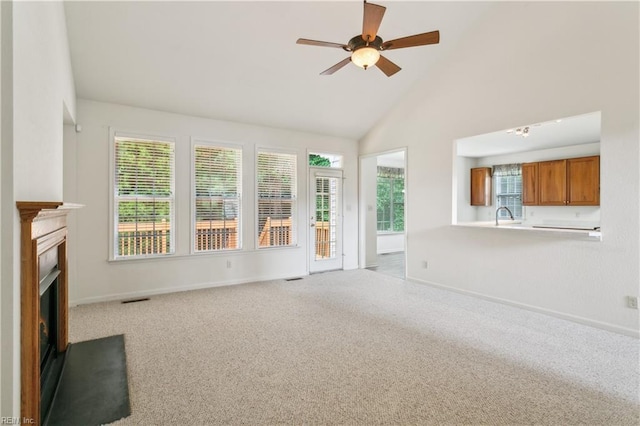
1, 418, 34, 425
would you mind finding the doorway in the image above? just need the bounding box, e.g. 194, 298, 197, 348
309, 168, 343, 273
359, 149, 407, 279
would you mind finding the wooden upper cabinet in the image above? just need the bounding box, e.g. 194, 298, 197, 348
567, 155, 600, 205
535, 155, 600, 206
470, 167, 492, 206
521, 162, 538, 206
539, 159, 567, 205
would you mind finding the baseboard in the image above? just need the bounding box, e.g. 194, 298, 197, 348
69, 272, 307, 306
407, 276, 640, 338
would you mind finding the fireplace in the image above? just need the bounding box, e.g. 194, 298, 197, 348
38, 245, 65, 420
17, 202, 81, 425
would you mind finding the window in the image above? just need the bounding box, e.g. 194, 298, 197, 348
493, 163, 522, 219
257, 151, 297, 247
193, 144, 242, 252
309, 152, 343, 168
113, 136, 175, 258
377, 166, 405, 232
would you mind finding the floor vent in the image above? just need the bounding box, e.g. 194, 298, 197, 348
121, 297, 150, 304
285, 277, 303, 281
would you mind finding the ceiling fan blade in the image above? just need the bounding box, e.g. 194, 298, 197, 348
297, 38, 347, 49
320, 57, 352, 76
375, 55, 401, 77
381, 30, 440, 50
362, 2, 386, 42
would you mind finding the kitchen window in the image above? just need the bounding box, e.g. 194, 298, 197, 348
493, 163, 522, 219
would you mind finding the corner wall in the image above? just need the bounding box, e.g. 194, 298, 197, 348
360, 2, 639, 335
68, 100, 359, 305
1, 1, 76, 417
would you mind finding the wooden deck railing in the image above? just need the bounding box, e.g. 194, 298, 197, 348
118, 221, 172, 256
258, 217, 292, 247
195, 219, 239, 251
117, 218, 332, 256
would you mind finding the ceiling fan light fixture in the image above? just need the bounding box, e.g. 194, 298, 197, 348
351, 46, 380, 69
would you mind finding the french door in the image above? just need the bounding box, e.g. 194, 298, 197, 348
309, 168, 343, 272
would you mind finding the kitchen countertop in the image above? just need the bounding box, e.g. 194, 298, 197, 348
453, 221, 602, 241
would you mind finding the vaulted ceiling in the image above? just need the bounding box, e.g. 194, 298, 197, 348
64, 1, 493, 140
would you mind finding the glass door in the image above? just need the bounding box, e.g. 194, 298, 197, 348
309, 168, 343, 272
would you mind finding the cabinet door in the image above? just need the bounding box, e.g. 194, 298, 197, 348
539, 160, 566, 205
470, 167, 491, 206
521, 162, 538, 206
567, 156, 599, 205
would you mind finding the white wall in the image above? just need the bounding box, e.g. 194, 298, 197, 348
359, 155, 378, 267
360, 2, 639, 335
377, 233, 404, 254
67, 100, 358, 305
0, 1, 76, 416
0, 1, 4, 411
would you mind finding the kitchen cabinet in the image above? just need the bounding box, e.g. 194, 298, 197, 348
470, 167, 491, 206
537, 155, 599, 206
539, 160, 567, 205
522, 162, 539, 206
567, 156, 600, 205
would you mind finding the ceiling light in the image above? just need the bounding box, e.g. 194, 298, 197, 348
351, 47, 380, 70
508, 126, 531, 138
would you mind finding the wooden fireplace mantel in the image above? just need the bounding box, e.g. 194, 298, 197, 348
17, 201, 82, 425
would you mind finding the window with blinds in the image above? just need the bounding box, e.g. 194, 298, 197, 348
257, 151, 297, 248
194, 144, 242, 252
493, 163, 523, 219
114, 137, 175, 258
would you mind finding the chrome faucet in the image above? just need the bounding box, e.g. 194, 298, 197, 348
495, 206, 514, 225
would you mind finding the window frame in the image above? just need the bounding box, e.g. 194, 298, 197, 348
109, 129, 176, 261
493, 164, 523, 220
376, 166, 405, 233
190, 139, 243, 254
255, 147, 298, 249
308, 151, 344, 168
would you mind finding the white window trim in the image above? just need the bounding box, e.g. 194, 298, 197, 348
190, 138, 244, 254
255, 146, 299, 250
493, 169, 523, 220
109, 128, 177, 261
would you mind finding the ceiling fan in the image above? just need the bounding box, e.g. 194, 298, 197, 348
296, 0, 440, 77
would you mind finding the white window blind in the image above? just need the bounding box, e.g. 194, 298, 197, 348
257, 151, 297, 247
114, 137, 175, 258
194, 145, 242, 252
493, 163, 523, 219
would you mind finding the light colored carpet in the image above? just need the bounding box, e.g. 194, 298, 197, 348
69, 269, 639, 425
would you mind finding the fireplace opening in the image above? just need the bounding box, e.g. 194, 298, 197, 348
39, 248, 65, 421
